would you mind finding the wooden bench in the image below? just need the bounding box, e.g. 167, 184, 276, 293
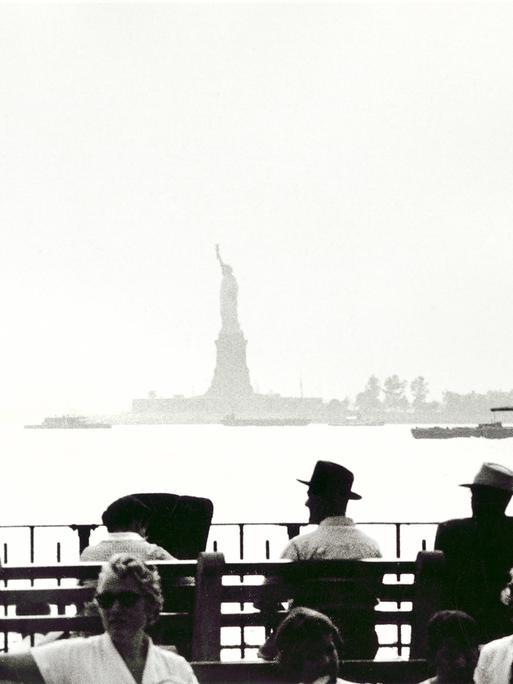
192, 660, 430, 684
0, 552, 445, 662
0, 560, 197, 653
191, 551, 445, 661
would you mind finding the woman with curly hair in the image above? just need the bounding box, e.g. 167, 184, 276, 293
0, 553, 198, 684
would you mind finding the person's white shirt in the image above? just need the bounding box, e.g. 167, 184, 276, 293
32, 633, 198, 684
474, 634, 513, 684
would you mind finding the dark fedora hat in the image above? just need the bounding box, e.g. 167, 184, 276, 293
297, 460, 362, 500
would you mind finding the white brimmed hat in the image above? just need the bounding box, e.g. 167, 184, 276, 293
460, 462, 513, 492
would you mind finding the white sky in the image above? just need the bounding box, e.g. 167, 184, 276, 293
2, 1, 513, 421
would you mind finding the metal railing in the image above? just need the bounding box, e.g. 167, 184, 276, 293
0, 520, 439, 564
0, 522, 440, 658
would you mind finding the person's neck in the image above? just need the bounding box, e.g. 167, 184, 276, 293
112, 631, 148, 661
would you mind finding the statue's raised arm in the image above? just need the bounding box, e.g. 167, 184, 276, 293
216, 243, 224, 267
214, 244, 240, 332
216, 243, 229, 274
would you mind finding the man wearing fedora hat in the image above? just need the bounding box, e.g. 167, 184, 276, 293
269, 461, 381, 659
281, 461, 381, 562
435, 462, 513, 643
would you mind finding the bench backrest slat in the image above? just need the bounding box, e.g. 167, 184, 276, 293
192, 660, 431, 684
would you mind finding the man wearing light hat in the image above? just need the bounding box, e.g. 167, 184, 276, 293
435, 462, 513, 643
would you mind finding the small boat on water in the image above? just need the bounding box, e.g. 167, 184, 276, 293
25, 415, 112, 429
221, 414, 310, 427
411, 407, 513, 439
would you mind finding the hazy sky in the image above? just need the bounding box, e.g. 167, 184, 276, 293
2, 1, 513, 421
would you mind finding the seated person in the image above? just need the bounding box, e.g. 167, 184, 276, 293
81, 495, 176, 561
274, 607, 354, 684
434, 462, 513, 643
259, 461, 380, 660
419, 610, 479, 684
474, 567, 513, 684
0, 554, 198, 683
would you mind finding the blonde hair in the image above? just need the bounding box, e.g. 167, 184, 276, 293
97, 553, 163, 625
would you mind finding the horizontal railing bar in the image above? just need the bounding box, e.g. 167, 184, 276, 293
0, 521, 441, 529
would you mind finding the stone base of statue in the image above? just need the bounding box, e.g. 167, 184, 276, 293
206, 330, 253, 403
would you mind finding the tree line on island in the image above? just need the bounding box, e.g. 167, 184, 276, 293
327, 375, 513, 424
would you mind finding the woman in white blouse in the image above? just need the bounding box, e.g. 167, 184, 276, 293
0, 553, 198, 684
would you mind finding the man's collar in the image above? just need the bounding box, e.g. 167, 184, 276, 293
319, 516, 354, 527
106, 531, 144, 540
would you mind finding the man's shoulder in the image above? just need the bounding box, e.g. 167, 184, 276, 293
144, 542, 174, 560
283, 524, 380, 560
281, 528, 320, 559
436, 517, 473, 533
438, 517, 513, 534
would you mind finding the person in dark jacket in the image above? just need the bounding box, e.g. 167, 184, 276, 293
435, 462, 513, 643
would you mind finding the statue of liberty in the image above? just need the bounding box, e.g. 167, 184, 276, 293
216, 244, 241, 333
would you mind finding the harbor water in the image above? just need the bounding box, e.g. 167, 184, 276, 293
1, 423, 513, 563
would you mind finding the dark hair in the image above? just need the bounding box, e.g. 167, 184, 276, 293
275, 606, 343, 655
101, 495, 151, 531
427, 610, 478, 655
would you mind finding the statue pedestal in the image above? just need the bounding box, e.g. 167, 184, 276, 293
207, 330, 253, 404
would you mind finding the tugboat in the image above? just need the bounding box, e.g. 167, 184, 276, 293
25, 416, 112, 429
411, 407, 513, 439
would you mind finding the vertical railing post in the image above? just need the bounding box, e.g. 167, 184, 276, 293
238, 524, 244, 560
29, 526, 35, 564
286, 524, 301, 540
192, 552, 225, 661
410, 550, 446, 659
69, 524, 97, 554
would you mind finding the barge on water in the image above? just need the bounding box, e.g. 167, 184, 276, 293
412, 407, 513, 439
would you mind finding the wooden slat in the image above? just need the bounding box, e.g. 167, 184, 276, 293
0, 587, 95, 605
221, 559, 416, 577
0, 561, 197, 582
222, 580, 415, 603
192, 660, 430, 684
0, 612, 191, 633
219, 609, 411, 628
